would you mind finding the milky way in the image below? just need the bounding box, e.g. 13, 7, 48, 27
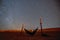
0, 0, 60, 30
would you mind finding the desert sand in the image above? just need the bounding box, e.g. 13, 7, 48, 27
0, 28, 60, 40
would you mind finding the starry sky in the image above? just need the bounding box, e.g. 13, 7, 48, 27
0, 0, 60, 30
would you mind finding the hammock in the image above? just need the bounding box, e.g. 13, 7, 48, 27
24, 27, 38, 36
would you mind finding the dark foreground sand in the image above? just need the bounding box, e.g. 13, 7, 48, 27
0, 28, 60, 40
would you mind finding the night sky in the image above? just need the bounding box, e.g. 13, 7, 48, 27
0, 0, 60, 30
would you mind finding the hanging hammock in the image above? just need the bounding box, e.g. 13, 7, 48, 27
24, 27, 38, 36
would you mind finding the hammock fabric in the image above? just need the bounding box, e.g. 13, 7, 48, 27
24, 28, 38, 36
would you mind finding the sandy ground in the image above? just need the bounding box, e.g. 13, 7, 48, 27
0, 28, 60, 40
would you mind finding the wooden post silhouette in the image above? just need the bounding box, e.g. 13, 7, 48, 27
40, 17, 43, 35
40, 17, 48, 36
21, 24, 24, 32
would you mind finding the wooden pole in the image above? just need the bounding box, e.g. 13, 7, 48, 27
40, 17, 43, 35
21, 24, 24, 32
